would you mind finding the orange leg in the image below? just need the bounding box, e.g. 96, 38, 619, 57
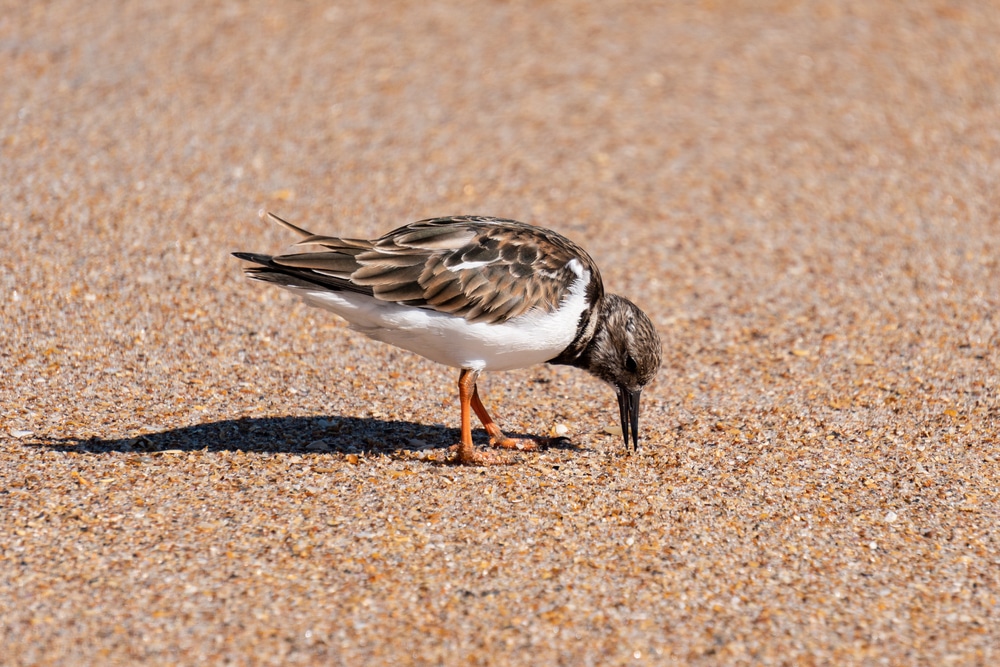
451, 369, 507, 465
470, 384, 540, 452
450, 370, 566, 464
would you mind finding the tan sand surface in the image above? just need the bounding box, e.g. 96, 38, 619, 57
2, 2, 998, 664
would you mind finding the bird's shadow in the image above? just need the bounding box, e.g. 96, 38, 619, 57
32, 415, 578, 456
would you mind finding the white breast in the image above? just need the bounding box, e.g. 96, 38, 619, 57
285, 267, 591, 372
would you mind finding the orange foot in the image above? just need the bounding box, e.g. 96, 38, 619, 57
488, 435, 570, 451
447, 443, 516, 466
489, 436, 538, 451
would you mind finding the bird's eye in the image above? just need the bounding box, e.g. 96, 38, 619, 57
624, 354, 638, 373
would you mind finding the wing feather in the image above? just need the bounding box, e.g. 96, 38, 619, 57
236, 214, 604, 325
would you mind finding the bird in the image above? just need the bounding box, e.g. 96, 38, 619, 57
233, 212, 662, 465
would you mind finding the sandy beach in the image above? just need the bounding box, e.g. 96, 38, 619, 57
2, 2, 997, 664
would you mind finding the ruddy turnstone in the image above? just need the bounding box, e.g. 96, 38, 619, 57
234, 213, 661, 465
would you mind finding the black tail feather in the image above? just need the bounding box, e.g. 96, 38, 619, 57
232, 251, 373, 296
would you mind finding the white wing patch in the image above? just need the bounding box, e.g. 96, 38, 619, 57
448, 259, 497, 271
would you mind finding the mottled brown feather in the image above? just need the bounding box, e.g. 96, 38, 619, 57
241, 215, 605, 326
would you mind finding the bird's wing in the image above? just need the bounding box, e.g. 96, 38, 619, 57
351, 216, 602, 324
237, 214, 603, 325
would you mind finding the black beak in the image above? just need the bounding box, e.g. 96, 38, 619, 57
616, 385, 642, 452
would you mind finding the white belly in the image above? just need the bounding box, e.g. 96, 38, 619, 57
285, 272, 589, 372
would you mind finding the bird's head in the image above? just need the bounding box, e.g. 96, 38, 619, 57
581, 294, 662, 451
